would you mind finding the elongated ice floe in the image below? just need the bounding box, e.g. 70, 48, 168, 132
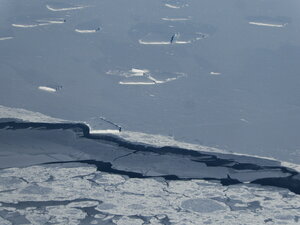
37, 19, 66, 24
165, 4, 180, 9
75, 29, 98, 33
119, 81, 155, 85
0, 37, 13, 41
46, 5, 86, 12
210, 72, 221, 75
138, 40, 191, 45
38, 86, 57, 93
248, 22, 287, 28
162, 17, 191, 21
12, 24, 42, 28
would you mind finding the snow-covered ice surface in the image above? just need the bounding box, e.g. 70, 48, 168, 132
0, 164, 300, 225
1, 0, 300, 223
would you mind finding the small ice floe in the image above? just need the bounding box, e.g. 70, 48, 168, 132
210, 72, 221, 75
38, 85, 62, 93
75, 28, 100, 33
38, 86, 57, 93
109, 68, 186, 85
12, 23, 47, 28
165, 4, 181, 9
107, 68, 149, 77
12, 18, 66, 28
138, 40, 191, 45
138, 40, 171, 45
0, 37, 13, 41
37, 18, 66, 24
119, 75, 156, 85
139, 32, 207, 45
46, 4, 86, 12
248, 22, 287, 28
162, 17, 191, 21
240, 118, 250, 123
75, 20, 101, 34
119, 81, 155, 85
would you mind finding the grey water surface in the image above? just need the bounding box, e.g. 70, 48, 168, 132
1, 0, 300, 163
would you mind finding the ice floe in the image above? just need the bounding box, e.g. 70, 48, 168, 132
248, 22, 287, 28
0, 164, 299, 224
161, 17, 191, 21
75, 29, 99, 33
12, 18, 66, 28
210, 72, 221, 75
107, 68, 186, 85
0, 37, 13, 41
165, 4, 181, 9
38, 86, 57, 93
12, 23, 47, 28
46, 4, 86, 12
138, 39, 191, 45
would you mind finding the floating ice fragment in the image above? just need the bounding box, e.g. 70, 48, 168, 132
0, 37, 13, 41
38, 86, 57, 93
37, 19, 66, 24
46, 5, 86, 12
12, 20, 64, 28
12, 24, 43, 28
138, 40, 191, 45
119, 81, 156, 85
162, 17, 191, 21
248, 22, 287, 28
240, 118, 250, 123
210, 72, 221, 75
165, 4, 181, 9
75, 29, 98, 33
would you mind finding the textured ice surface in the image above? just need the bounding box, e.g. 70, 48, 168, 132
0, 164, 299, 224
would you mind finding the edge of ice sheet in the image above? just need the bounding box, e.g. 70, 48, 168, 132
248, 22, 287, 28
0, 105, 66, 123
0, 104, 299, 172
90, 129, 120, 134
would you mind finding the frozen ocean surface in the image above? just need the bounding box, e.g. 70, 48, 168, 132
1, 0, 300, 224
